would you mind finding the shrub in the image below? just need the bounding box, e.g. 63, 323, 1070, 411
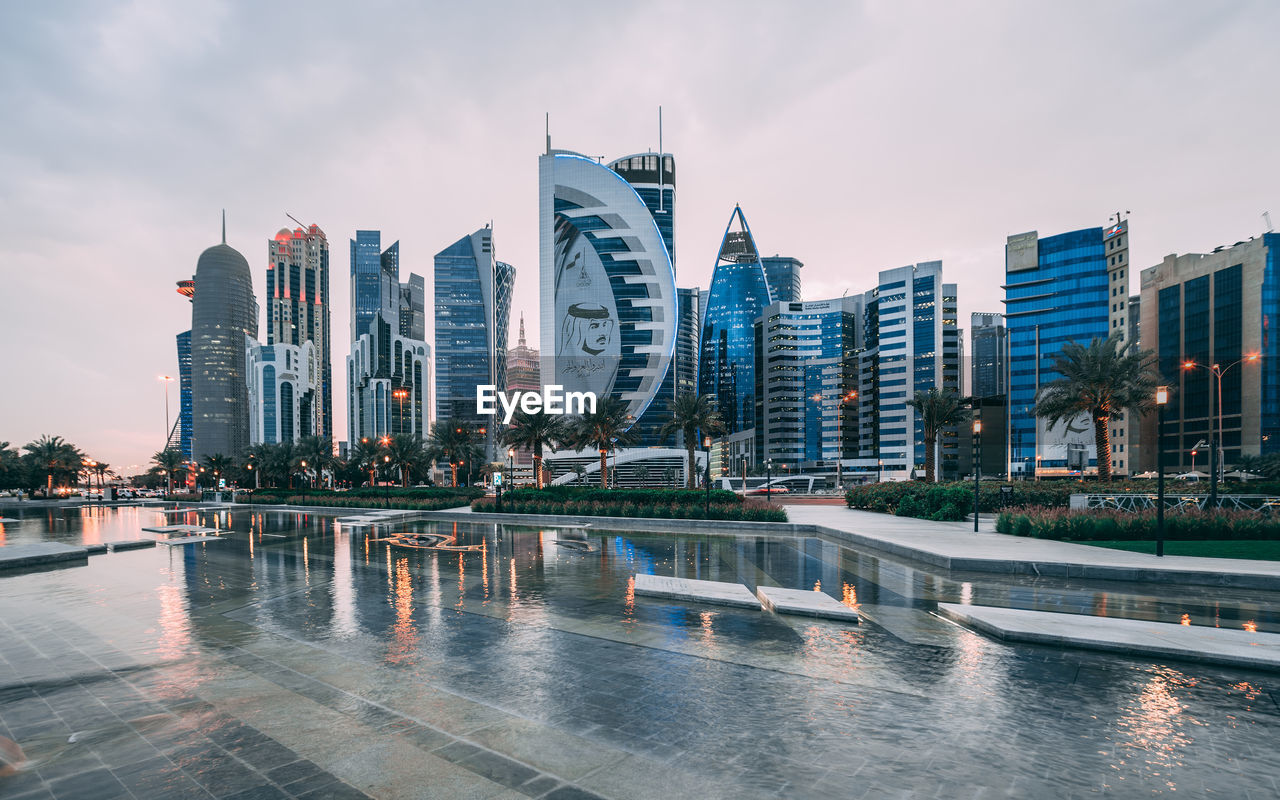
995, 506, 1280, 541
470, 492, 787, 522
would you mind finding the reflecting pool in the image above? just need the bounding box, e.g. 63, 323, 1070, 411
0, 505, 1277, 799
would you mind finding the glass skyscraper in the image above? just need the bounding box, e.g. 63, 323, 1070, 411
700, 205, 772, 436
758, 297, 862, 468
761, 256, 803, 303
873, 262, 960, 479
190, 224, 258, 461
434, 227, 514, 457
970, 312, 1006, 399
606, 152, 682, 446
1138, 233, 1277, 472
175, 329, 192, 459
350, 230, 399, 342
538, 149, 676, 429
1004, 228, 1110, 476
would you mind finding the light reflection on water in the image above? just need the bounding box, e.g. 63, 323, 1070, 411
1, 506, 1278, 796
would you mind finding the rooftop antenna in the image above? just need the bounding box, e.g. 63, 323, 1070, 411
221, 209, 226, 244
658, 105, 664, 212
285, 212, 306, 230
545, 112, 551, 155
1265, 211, 1274, 233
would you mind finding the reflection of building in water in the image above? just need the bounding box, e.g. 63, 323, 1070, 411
538, 143, 676, 433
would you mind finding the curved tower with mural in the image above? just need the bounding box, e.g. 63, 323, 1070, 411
538, 151, 676, 426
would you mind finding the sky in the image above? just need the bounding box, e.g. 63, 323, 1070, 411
2, 0, 1278, 476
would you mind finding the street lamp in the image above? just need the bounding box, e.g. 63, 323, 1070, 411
972, 418, 983, 532
877, 458, 883, 484
765, 458, 772, 503
1182, 353, 1260, 506
1156, 385, 1168, 557
383, 455, 392, 508
835, 390, 857, 490
703, 435, 712, 518
300, 460, 307, 505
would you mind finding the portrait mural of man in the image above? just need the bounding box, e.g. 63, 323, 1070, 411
553, 216, 619, 398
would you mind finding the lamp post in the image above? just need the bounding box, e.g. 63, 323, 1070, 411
383, 455, 391, 508
876, 458, 883, 484
1035, 455, 1042, 482
1183, 354, 1259, 506
300, 460, 307, 505
158, 375, 174, 449
1156, 386, 1168, 557
972, 418, 982, 532
703, 435, 712, 518
507, 447, 515, 486
835, 390, 857, 490
765, 459, 772, 503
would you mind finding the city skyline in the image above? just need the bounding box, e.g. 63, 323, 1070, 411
3, 1, 1280, 471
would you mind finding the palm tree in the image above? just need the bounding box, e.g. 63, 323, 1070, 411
293, 436, 335, 488
427, 421, 481, 486
501, 410, 564, 489
0, 441, 26, 492
24, 435, 83, 496
151, 448, 186, 495
905, 388, 969, 483
261, 442, 296, 488
91, 461, 112, 495
660, 393, 726, 489
386, 434, 428, 487
634, 464, 649, 487
566, 397, 637, 488
202, 454, 229, 489
1035, 333, 1157, 482
349, 437, 383, 487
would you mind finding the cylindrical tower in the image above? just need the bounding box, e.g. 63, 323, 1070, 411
191, 236, 258, 462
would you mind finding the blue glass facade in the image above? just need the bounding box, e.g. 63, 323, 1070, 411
700, 206, 772, 435
1264, 234, 1280, 453
435, 234, 492, 423
1005, 228, 1109, 473
350, 231, 398, 341
176, 330, 192, 459
609, 154, 679, 445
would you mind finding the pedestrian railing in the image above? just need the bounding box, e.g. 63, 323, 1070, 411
1071, 493, 1280, 514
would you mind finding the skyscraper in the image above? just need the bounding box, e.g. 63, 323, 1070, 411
504, 315, 541, 467
191, 218, 258, 461
538, 148, 676, 428
873, 262, 960, 480
606, 151, 682, 446
398, 273, 426, 341
1004, 226, 1111, 477
700, 205, 772, 437
761, 256, 803, 303
1138, 233, 1279, 472
174, 278, 195, 459
434, 226, 514, 457
267, 224, 331, 439
246, 340, 319, 445
970, 312, 1006, 399
347, 231, 429, 444
757, 296, 862, 468
350, 230, 399, 341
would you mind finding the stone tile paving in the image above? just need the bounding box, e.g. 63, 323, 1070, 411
0, 508, 1278, 798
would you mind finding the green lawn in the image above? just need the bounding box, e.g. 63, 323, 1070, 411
1081, 540, 1280, 561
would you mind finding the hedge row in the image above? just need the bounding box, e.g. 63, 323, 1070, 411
237, 494, 472, 511
471, 496, 787, 522
502, 486, 744, 506
996, 506, 1280, 541
249, 486, 483, 501
844, 480, 1199, 520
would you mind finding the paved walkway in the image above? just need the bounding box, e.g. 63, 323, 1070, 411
785, 505, 1280, 590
